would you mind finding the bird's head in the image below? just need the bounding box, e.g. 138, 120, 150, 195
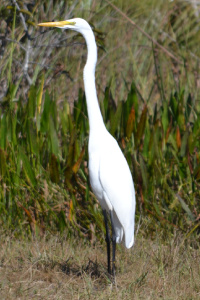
38, 18, 91, 34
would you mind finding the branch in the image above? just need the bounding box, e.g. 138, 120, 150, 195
106, 0, 183, 65
12, 0, 32, 84
12, 0, 28, 34
24, 38, 32, 84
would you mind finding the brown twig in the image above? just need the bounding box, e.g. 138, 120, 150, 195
106, 0, 183, 65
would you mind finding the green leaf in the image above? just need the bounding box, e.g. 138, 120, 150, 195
0, 114, 7, 149
28, 85, 36, 118
11, 111, 17, 146
36, 75, 44, 131
180, 130, 189, 157
19, 148, 37, 187
49, 117, 59, 157
74, 88, 84, 123
27, 119, 38, 155
49, 154, 59, 184
185, 93, 193, 122
161, 102, 169, 134
40, 91, 51, 133
110, 101, 122, 136
58, 210, 67, 233
153, 202, 162, 217
139, 154, 148, 189
135, 104, 147, 146
102, 86, 116, 123
66, 126, 76, 168
169, 94, 178, 121
72, 145, 85, 174
128, 83, 138, 120
142, 121, 150, 158
126, 107, 135, 139
0, 148, 6, 177
176, 194, 195, 221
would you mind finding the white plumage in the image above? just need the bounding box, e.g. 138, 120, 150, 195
38, 18, 136, 275
89, 128, 135, 248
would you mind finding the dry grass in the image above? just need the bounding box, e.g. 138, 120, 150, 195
0, 231, 199, 300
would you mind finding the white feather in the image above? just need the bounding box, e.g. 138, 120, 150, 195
39, 18, 136, 251
67, 18, 136, 249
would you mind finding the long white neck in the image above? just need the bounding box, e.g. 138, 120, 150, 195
82, 29, 105, 135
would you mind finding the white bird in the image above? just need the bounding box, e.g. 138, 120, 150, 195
38, 18, 136, 276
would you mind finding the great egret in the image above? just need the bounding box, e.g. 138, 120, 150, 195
38, 18, 136, 276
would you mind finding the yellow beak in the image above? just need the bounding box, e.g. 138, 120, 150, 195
38, 20, 76, 27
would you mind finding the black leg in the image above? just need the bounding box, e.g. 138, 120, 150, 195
103, 209, 111, 274
110, 211, 116, 277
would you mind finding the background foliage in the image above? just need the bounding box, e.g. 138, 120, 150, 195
0, 0, 200, 242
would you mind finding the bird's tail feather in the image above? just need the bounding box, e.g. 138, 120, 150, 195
124, 226, 134, 248
112, 211, 123, 243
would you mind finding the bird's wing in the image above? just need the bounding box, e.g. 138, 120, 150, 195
99, 134, 135, 247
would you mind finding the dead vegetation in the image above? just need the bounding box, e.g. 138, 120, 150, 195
0, 230, 199, 299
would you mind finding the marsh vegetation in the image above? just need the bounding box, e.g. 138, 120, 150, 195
0, 1, 200, 298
